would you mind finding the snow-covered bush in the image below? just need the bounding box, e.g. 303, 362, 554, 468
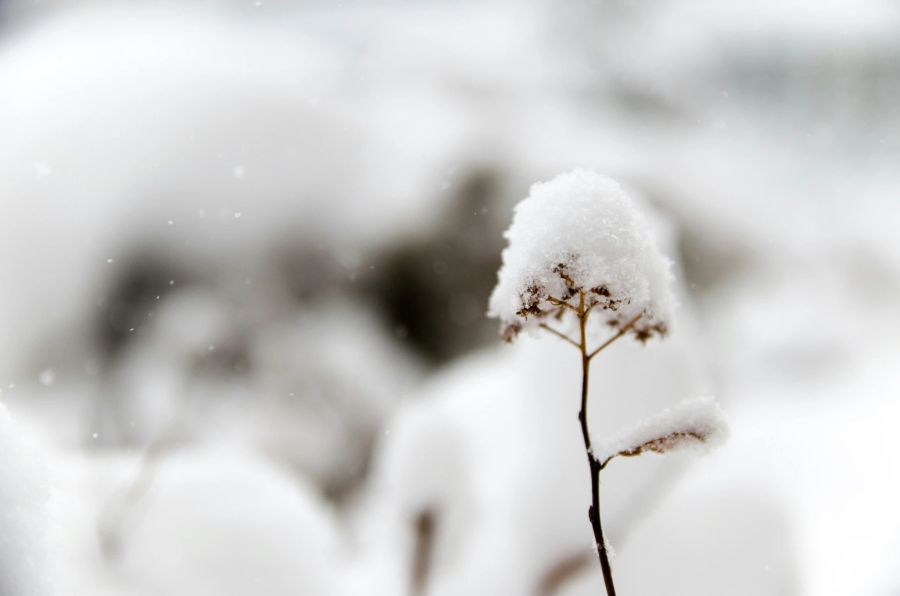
115, 447, 343, 596
489, 169, 727, 595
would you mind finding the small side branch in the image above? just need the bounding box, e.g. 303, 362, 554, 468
587, 313, 643, 360
547, 296, 577, 312
539, 323, 580, 348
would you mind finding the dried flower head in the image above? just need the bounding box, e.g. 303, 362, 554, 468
488, 169, 674, 342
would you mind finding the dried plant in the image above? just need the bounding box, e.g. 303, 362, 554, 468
488, 169, 726, 595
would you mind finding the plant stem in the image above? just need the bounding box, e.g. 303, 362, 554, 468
539, 323, 580, 348
587, 313, 642, 360
576, 292, 617, 596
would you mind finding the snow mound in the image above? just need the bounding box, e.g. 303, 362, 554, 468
0, 403, 51, 596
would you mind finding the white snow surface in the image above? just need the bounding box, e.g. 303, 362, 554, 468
0, 403, 52, 596
595, 396, 728, 464
488, 169, 675, 337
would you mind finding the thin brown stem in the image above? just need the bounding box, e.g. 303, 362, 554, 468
547, 296, 577, 312
539, 323, 580, 348
587, 313, 643, 361
576, 291, 617, 596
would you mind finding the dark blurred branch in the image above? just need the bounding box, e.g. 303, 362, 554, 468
536, 550, 592, 596
96, 429, 176, 560
411, 509, 437, 596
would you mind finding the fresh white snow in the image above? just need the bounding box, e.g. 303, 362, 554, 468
0, 403, 51, 596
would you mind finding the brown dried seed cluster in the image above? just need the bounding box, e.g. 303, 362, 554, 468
500, 320, 522, 343
615, 429, 708, 459
501, 260, 667, 343
553, 263, 630, 315
515, 284, 544, 318
633, 322, 668, 343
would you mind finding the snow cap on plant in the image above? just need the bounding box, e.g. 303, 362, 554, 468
488, 168, 675, 342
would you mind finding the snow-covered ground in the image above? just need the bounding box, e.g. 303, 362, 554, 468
1, 1, 899, 594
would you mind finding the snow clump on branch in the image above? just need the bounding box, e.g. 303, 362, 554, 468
488, 168, 675, 342
595, 396, 729, 465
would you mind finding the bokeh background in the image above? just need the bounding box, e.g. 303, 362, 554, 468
1, 1, 899, 595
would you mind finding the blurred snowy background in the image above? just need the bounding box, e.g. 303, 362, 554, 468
1, 0, 899, 595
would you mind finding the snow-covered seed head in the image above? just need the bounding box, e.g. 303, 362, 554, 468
488, 169, 675, 342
